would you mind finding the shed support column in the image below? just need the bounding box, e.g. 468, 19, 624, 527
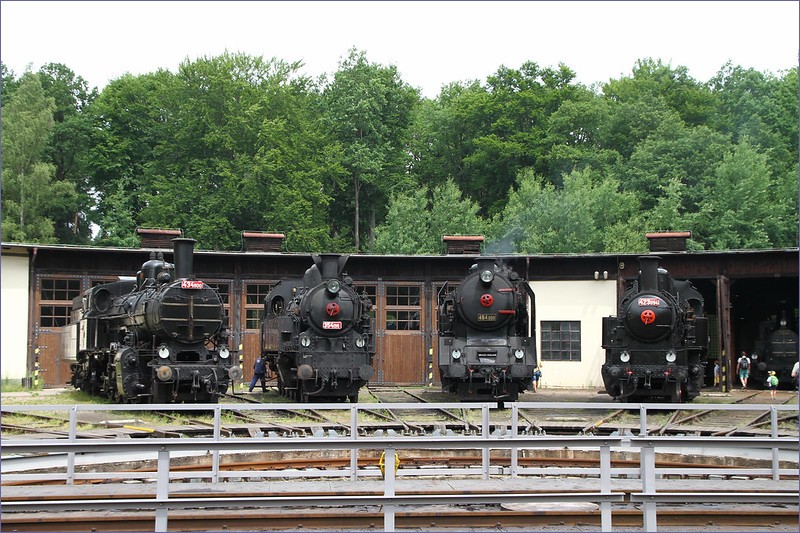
716, 275, 732, 392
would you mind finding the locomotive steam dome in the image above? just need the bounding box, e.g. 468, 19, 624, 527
624, 294, 675, 341
456, 259, 516, 331
300, 283, 358, 336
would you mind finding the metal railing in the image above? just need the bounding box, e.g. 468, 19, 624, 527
2, 401, 798, 532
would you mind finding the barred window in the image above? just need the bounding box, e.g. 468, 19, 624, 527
40, 305, 72, 327
540, 321, 581, 361
41, 279, 81, 302
386, 285, 420, 331
39, 278, 81, 327
244, 283, 275, 329
386, 285, 420, 307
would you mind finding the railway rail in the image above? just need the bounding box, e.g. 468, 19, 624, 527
1, 388, 797, 440
2, 389, 797, 533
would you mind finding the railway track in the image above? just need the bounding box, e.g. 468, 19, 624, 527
2, 390, 797, 440
3, 502, 799, 532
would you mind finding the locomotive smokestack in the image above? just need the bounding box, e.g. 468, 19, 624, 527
316, 253, 349, 278
172, 238, 197, 280
638, 255, 660, 292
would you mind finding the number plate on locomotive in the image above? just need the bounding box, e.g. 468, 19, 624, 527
477, 314, 497, 321
637, 297, 661, 306
323, 321, 343, 329
181, 280, 204, 289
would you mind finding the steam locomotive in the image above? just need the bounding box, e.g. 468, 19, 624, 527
437, 257, 537, 401
601, 256, 709, 403
260, 254, 375, 402
750, 310, 799, 389
66, 238, 241, 403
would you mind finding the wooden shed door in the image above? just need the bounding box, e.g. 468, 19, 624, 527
34, 276, 83, 387
238, 281, 276, 388
376, 283, 426, 385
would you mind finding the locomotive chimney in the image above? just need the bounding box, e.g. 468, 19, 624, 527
638, 255, 660, 292
315, 253, 349, 278
172, 238, 197, 280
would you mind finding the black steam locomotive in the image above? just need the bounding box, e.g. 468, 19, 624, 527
750, 310, 798, 389
437, 257, 537, 401
260, 254, 375, 402
601, 256, 709, 403
67, 238, 241, 403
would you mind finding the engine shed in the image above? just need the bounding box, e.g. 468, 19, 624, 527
2, 230, 797, 393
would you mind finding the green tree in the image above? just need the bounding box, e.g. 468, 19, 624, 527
490, 168, 638, 253
138, 52, 338, 251
1, 72, 74, 242
695, 141, 793, 249
373, 180, 485, 254
86, 70, 175, 245
37, 63, 98, 243
322, 49, 419, 250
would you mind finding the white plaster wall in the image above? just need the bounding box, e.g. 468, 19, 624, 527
531, 279, 617, 389
1, 253, 30, 380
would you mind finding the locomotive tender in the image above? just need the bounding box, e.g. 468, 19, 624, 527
67, 238, 241, 403
437, 257, 537, 401
750, 310, 799, 389
260, 254, 375, 402
601, 255, 709, 403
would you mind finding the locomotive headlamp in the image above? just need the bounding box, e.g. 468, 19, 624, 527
452, 349, 462, 360
619, 351, 630, 363
326, 279, 341, 294
219, 346, 230, 359
751, 352, 759, 360
300, 334, 312, 348
514, 349, 525, 360
158, 345, 170, 359
480, 270, 494, 283
665, 350, 677, 363
355, 336, 366, 348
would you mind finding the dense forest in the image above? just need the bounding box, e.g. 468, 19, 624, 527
1, 49, 797, 254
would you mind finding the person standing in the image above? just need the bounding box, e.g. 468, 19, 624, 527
766, 371, 779, 399
249, 356, 268, 393
791, 360, 799, 391
713, 360, 720, 386
736, 351, 751, 389
532, 366, 542, 392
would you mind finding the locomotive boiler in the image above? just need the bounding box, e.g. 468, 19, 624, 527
750, 310, 798, 389
437, 257, 537, 402
260, 254, 375, 402
68, 238, 241, 403
601, 256, 709, 403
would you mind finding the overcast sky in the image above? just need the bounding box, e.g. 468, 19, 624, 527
2, 1, 798, 98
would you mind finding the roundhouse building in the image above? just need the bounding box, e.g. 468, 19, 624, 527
1, 229, 797, 393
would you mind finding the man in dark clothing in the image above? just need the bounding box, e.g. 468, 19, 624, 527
249, 356, 268, 392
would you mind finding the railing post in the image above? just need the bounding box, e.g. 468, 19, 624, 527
155, 448, 170, 532
641, 443, 657, 532
770, 406, 780, 481
600, 444, 612, 532
510, 403, 519, 478
639, 404, 648, 436
383, 446, 396, 532
482, 403, 490, 480
212, 404, 221, 484
350, 405, 358, 481
67, 406, 77, 485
